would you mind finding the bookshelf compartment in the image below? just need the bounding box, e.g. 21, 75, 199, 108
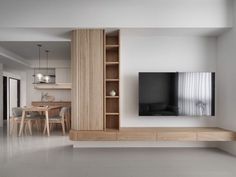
106, 99, 119, 113
106, 82, 119, 96
104, 29, 120, 131
106, 115, 119, 130
106, 36, 119, 45
106, 65, 119, 79
106, 49, 119, 62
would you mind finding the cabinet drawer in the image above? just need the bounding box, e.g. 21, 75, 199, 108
158, 132, 197, 141
197, 132, 236, 141
117, 131, 156, 141
76, 131, 117, 141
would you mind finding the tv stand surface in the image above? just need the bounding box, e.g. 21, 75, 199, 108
69, 127, 236, 141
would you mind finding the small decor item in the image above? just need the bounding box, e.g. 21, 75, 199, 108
109, 90, 116, 96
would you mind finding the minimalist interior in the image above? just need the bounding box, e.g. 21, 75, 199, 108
1, 0, 236, 177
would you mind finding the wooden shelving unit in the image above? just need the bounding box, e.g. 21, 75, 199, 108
104, 30, 120, 131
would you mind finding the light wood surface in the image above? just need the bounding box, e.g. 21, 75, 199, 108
69, 127, 236, 141
104, 30, 120, 131
76, 131, 117, 141
71, 29, 104, 131
18, 106, 62, 136
34, 83, 71, 90
117, 131, 156, 141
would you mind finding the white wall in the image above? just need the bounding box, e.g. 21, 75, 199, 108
0, 0, 233, 28
217, 1, 236, 155
0, 63, 3, 127
120, 29, 217, 127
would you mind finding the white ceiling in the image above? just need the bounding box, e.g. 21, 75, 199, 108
0, 41, 71, 61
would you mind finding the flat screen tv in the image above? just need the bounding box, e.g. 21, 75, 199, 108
139, 72, 215, 116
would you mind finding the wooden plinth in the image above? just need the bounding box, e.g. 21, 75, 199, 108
69, 127, 236, 141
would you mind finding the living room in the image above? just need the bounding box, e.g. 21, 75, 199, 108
0, 0, 236, 177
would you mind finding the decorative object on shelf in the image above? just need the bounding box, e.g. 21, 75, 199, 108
41, 92, 55, 102
36, 44, 43, 81
109, 90, 116, 96
44, 50, 50, 83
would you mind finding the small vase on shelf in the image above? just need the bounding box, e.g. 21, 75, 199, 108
109, 90, 116, 96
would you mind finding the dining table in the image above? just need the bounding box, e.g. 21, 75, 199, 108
18, 106, 62, 136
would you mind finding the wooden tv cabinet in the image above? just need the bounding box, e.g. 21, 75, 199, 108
69, 127, 236, 141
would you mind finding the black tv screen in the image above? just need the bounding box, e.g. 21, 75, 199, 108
139, 72, 215, 116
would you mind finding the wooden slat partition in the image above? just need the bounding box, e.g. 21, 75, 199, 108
71, 29, 104, 130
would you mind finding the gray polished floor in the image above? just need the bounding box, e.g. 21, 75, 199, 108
1, 126, 236, 177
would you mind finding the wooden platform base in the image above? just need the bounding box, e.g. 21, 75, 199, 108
69, 127, 236, 141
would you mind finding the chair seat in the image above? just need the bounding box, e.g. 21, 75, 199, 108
49, 116, 62, 120
28, 115, 45, 119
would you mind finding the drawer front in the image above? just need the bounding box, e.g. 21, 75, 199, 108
197, 132, 236, 141
117, 132, 156, 141
76, 131, 117, 141
158, 132, 197, 141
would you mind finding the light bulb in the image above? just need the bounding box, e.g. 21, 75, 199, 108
36, 73, 43, 81
44, 75, 50, 83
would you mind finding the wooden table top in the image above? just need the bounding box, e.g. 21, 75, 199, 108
22, 106, 62, 111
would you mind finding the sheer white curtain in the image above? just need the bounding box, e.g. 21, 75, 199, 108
178, 72, 212, 116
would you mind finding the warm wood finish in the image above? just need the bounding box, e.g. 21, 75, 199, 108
71, 130, 117, 141
104, 30, 120, 131
71, 29, 104, 131
117, 131, 156, 141
158, 132, 197, 141
69, 127, 236, 141
32, 101, 71, 121
34, 83, 71, 90
197, 131, 236, 141
32, 101, 71, 107
19, 106, 62, 136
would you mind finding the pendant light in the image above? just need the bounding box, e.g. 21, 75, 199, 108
36, 44, 43, 81
44, 50, 50, 83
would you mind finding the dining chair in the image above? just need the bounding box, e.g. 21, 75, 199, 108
10, 107, 32, 135
28, 111, 45, 131
43, 107, 67, 135
64, 107, 71, 131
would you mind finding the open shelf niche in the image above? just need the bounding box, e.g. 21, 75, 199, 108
104, 30, 120, 131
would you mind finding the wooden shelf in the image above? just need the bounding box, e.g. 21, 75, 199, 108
34, 83, 72, 90
106, 44, 119, 48
106, 79, 119, 82
70, 127, 236, 141
106, 96, 119, 98
106, 62, 119, 65
106, 113, 119, 115
104, 30, 120, 131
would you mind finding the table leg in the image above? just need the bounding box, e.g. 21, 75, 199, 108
18, 110, 26, 136
45, 111, 50, 136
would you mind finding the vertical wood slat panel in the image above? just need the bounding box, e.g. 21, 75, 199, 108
71, 29, 104, 130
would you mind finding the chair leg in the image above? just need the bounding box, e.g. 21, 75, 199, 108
43, 121, 47, 135
35, 120, 40, 131
27, 120, 32, 136
50, 124, 54, 131
61, 121, 65, 136
24, 123, 27, 135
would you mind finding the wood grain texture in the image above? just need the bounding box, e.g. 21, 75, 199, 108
70, 129, 117, 141
117, 131, 156, 141
197, 131, 236, 141
71, 29, 104, 131
158, 132, 197, 141
69, 127, 236, 141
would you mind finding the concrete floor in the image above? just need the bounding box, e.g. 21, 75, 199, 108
0, 126, 236, 177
